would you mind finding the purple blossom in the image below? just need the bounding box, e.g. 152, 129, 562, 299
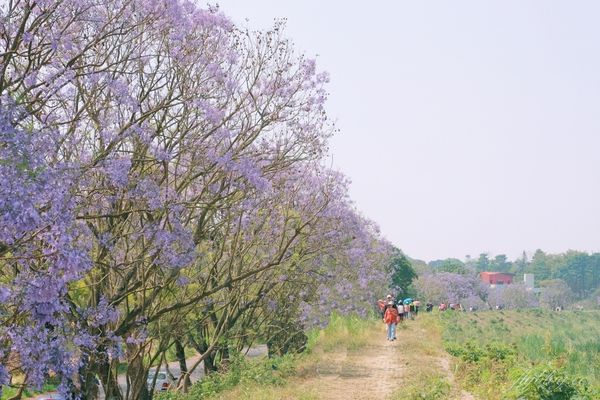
103, 157, 131, 188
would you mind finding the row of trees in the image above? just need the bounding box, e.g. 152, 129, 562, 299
0, 1, 392, 399
413, 272, 577, 311
426, 250, 600, 298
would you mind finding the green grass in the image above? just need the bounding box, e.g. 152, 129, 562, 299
306, 312, 374, 352
156, 312, 375, 400
1, 383, 58, 400
438, 309, 600, 399
391, 373, 451, 400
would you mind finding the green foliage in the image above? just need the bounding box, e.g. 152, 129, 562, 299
155, 353, 296, 400
476, 253, 490, 272
507, 364, 595, 400
389, 248, 418, 295
445, 341, 515, 363
525, 250, 600, 298
441, 310, 600, 399
394, 374, 451, 400
0, 383, 58, 400
155, 313, 376, 400
313, 312, 374, 352
436, 258, 468, 275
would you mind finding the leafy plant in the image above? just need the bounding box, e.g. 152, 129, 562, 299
507, 364, 594, 400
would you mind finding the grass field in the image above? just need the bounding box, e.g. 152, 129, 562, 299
437, 309, 600, 399
9, 310, 599, 399
156, 313, 379, 400
158, 313, 470, 400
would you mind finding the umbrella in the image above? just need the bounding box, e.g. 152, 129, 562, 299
403, 298, 413, 304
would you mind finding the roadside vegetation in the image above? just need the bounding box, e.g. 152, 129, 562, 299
155, 312, 474, 400
154, 313, 375, 400
439, 309, 600, 399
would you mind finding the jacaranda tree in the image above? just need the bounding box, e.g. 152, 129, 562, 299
0, 1, 392, 399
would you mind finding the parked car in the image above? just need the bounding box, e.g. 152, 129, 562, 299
37, 393, 65, 400
147, 370, 177, 392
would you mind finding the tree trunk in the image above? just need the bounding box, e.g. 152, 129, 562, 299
174, 339, 192, 391
79, 353, 100, 400
125, 344, 150, 400
96, 351, 122, 400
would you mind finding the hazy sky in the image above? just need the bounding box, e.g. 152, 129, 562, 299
215, 1, 600, 262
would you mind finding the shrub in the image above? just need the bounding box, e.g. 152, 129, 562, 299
445, 341, 514, 363
507, 364, 594, 400
155, 352, 296, 400
395, 374, 451, 400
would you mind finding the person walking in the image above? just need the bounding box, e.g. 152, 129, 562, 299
381, 294, 396, 318
398, 301, 405, 322
413, 300, 421, 316
383, 300, 399, 341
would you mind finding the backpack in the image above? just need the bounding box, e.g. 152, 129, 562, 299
385, 306, 399, 323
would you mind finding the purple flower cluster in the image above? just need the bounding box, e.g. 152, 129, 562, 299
0, 0, 395, 397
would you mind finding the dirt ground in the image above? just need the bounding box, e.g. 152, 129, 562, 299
286, 319, 475, 400
219, 315, 476, 400
294, 341, 402, 399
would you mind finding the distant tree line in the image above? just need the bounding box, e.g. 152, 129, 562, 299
421, 250, 600, 301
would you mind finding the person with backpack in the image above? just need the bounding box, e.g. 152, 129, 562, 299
397, 301, 405, 322
383, 300, 399, 341
380, 294, 396, 318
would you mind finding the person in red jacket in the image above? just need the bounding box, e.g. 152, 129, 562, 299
383, 301, 399, 341
380, 294, 396, 318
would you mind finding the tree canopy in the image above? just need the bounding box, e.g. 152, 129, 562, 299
0, 1, 393, 398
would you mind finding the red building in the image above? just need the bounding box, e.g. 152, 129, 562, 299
479, 272, 514, 285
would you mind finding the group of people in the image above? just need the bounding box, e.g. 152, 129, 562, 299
438, 302, 464, 311
378, 295, 421, 341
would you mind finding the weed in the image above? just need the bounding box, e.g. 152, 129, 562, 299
393, 374, 450, 400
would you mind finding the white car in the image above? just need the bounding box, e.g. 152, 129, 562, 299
147, 371, 177, 392
37, 394, 65, 400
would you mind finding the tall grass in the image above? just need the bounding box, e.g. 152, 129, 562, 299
157, 312, 378, 400
439, 309, 600, 399
308, 312, 374, 352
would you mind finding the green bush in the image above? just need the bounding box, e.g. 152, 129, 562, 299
394, 374, 451, 400
507, 364, 595, 400
155, 352, 296, 400
445, 341, 514, 363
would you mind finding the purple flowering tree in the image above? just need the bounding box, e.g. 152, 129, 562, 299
539, 279, 573, 310
487, 284, 538, 309
1, 1, 393, 398
413, 272, 487, 306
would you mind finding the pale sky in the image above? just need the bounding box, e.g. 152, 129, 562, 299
215, 1, 600, 262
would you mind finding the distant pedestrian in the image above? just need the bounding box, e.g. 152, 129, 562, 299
398, 302, 406, 321
413, 300, 421, 315
426, 303, 434, 312
408, 302, 415, 320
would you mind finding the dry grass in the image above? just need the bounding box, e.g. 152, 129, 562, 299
217, 313, 473, 400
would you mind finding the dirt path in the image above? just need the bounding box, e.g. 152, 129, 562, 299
296, 340, 402, 400
277, 316, 476, 400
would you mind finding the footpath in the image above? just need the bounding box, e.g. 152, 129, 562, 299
33, 316, 474, 400
217, 314, 475, 400
288, 317, 474, 400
